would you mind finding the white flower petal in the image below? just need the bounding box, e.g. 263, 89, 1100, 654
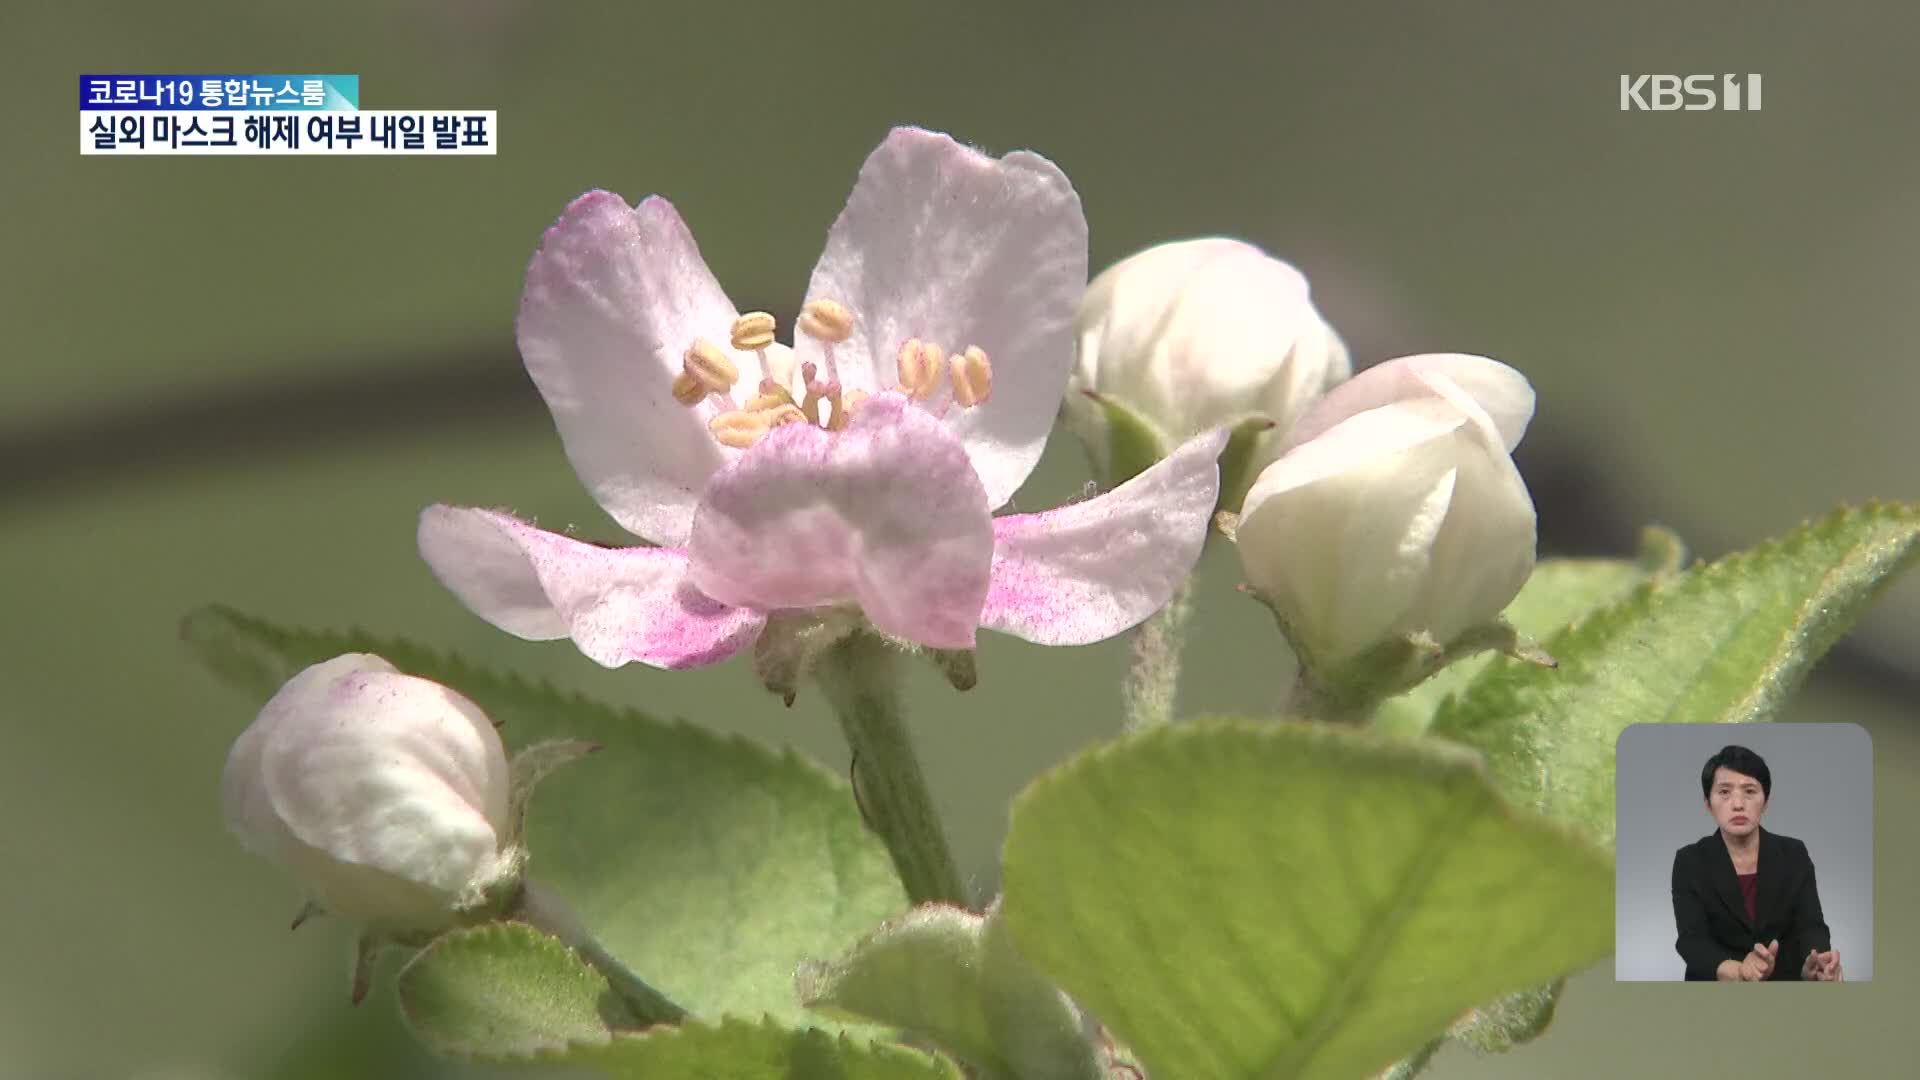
223, 657, 511, 927
1238, 400, 1469, 663
517, 191, 753, 545
1415, 434, 1538, 644
1075, 238, 1346, 442
1285, 353, 1534, 454
796, 127, 1088, 509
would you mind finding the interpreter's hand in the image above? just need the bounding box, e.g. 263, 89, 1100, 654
1738, 940, 1778, 981
1802, 948, 1843, 981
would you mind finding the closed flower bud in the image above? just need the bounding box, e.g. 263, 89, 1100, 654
222, 654, 514, 931
1235, 354, 1537, 673
1069, 238, 1350, 493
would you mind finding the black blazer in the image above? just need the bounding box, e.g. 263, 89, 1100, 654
1671, 827, 1831, 981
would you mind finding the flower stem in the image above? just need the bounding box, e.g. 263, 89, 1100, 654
1284, 675, 1379, 727
816, 633, 970, 909
513, 878, 688, 1026
1122, 577, 1193, 731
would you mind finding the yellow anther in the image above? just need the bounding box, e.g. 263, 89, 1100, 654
837, 388, 870, 426
764, 403, 809, 428
670, 370, 708, 406
671, 370, 709, 406
950, 346, 992, 407
745, 388, 795, 413
797, 298, 855, 343
683, 339, 739, 395
896, 339, 946, 399
896, 338, 926, 390
708, 409, 771, 449
730, 311, 778, 351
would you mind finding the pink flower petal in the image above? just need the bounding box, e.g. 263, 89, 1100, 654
517, 191, 756, 545
980, 427, 1230, 646
685, 393, 995, 650
1284, 353, 1534, 454
796, 127, 1088, 509
417, 505, 763, 669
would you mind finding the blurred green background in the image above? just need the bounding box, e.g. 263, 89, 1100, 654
5, 1, 1914, 1076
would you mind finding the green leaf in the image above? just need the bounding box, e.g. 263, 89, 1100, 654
181, 606, 908, 1025
1372, 530, 1682, 1054
574, 1016, 963, 1079
1000, 720, 1613, 1080
1373, 532, 1682, 738
1070, 389, 1171, 487
798, 903, 1102, 1080
398, 925, 963, 1077
396, 922, 631, 1059
1217, 415, 1280, 512
1432, 502, 1920, 846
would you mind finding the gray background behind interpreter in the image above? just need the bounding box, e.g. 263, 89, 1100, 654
1615, 723, 1873, 981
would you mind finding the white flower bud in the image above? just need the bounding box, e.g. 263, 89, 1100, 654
222, 654, 514, 930
1070, 238, 1351, 487
1235, 354, 1537, 669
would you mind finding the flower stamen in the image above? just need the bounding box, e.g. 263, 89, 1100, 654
729, 310, 781, 386
683, 339, 739, 396
730, 311, 778, 352
949, 345, 993, 407
839, 388, 870, 424
799, 298, 854, 384
765, 403, 809, 428
688, 305, 873, 446
797, 298, 854, 344
670, 370, 708, 406
744, 380, 796, 414
896, 339, 946, 400
709, 408, 771, 449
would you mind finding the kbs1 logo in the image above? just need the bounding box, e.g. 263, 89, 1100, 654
1619, 74, 1762, 111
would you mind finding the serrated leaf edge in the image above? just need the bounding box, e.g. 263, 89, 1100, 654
1436, 501, 1920, 736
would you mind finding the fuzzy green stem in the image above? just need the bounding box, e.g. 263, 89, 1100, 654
1283, 675, 1379, 727
514, 879, 687, 1026
1122, 578, 1194, 731
815, 634, 970, 909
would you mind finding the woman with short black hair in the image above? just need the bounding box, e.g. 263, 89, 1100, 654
1670, 745, 1842, 981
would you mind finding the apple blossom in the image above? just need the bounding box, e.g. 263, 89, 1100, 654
1233, 353, 1537, 678
417, 127, 1228, 685
222, 654, 515, 931
1067, 237, 1349, 495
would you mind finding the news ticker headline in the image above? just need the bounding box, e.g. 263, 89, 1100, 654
81, 75, 359, 111
79, 74, 496, 155
83, 111, 497, 155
